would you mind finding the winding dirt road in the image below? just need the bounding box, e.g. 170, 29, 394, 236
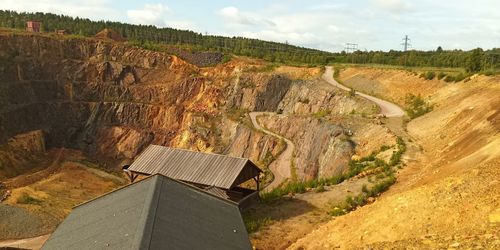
322, 66, 405, 117
249, 112, 294, 191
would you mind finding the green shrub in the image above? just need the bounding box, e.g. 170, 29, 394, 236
333, 66, 341, 78
437, 72, 446, 80
313, 110, 331, 119
361, 184, 369, 193
405, 94, 433, 119
221, 54, 232, 64
349, 88, 356, 97
423, 71, 436, 80
17, 193, 42, 205
453, 73, 467, 82
315, 185, 326, 193
329, 207, 346, 216
444, 75, 455, 82
244, 216, 272, 233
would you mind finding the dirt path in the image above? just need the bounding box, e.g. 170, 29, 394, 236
322, 66, 405, 117
249, 112, 294, 190
0, 234, 49, 249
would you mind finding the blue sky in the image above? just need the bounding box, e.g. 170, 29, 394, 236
2, 0, 499, 52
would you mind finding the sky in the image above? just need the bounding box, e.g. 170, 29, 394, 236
1, 0, 499, 52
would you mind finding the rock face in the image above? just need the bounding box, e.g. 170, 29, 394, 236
0, 33, 286, 179
258, 115, 354, 180
0, 32, 374, 181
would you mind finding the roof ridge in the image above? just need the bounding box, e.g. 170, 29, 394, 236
155, 173, 240, 206
149, 144, 249, 161
136, 175, 164, 249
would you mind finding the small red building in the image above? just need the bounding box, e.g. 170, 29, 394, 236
26, 21, 41, 33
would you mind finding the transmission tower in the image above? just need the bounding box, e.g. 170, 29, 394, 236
401, 35, 411, 51
344, 43, 358, 53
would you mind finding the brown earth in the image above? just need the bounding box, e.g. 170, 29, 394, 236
290, 69, 500, 249
338, 67, 446, 106
0, 149, 126, 240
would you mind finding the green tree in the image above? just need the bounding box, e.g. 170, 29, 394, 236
466, 48, 483, 73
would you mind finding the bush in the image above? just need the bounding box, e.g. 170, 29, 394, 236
349, 88, 356, 97
444, 75, 455, 82
405, 94, 433, 119
330, 176, 397, 217
437, 72, 446, 80
423, 71, 436, 80
453, 73, 467, 82
244, 217, 272, 233
361, 184, 369, 193
316, 185, 326, 193
379, 145, 391, 152
313, 110, 331, 119
17, 193, 42, 205
333, 66, 341, 78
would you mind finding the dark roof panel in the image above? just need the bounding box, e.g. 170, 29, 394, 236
42, 175, 252, 250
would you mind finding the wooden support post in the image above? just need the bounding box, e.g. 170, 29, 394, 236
126, 171, 139, 183
253, 175, 260, 191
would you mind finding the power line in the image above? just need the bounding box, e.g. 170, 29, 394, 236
401, 35, 411, 52
344, 43, 358, 53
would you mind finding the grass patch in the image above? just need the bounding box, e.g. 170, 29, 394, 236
244, 63, 279, 73
329, 174, 396, 216
226, 108, 249, 122
420, 71, 436, 80
243, 215, 273, 233
17, 193, 42, 205
313, 110, 331, 119
316, 185, 326, 193
261, 137, 406, 203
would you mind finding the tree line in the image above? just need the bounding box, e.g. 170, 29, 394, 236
0, 10, 498, 72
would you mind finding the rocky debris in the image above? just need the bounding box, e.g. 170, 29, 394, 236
94, 28, 126, 42
0, 204, 46, 239
166, 46, 225, 67
277, 79, 375, 116
227, 73, 292, 112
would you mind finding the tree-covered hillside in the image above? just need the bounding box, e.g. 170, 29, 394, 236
0, 10, 498, 72
0, 10, 334, 64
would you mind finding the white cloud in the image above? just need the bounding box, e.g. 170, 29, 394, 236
126, 4, 196, 30
218, 6, 274, 27
127, 4, 170, 27
1, 0, 122, 21
371, 0, 413, 13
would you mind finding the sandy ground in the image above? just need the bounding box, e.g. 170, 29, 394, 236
0, 234, 50, 249
289, 69, 500, 249
338, 67, 445, 106
249, 176, 373, 250
0, 150, 127, 244
323, 66, 405, 117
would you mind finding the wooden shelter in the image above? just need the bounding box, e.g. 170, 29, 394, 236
124, 145, 262, 208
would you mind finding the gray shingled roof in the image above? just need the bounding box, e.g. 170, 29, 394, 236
127, 145, 261, 189
42, 175, 252, 250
